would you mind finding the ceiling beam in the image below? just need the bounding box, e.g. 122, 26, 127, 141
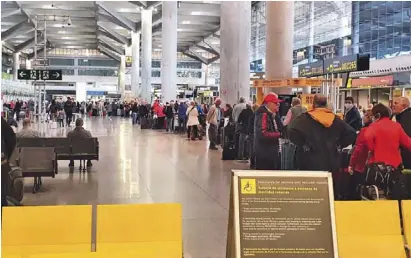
98, 46, 121, 62
97, 23, 130, 45
2, 41, 16, 52
96, 1, 137, 31
194, 44, 219, 56
28, 46, 52, 60
147, 1, 161, 8
98, 36, 125, 55
181, 50, 207, 64
14, 36, 41, 52
1, 18, 30, 41
128, 1, 147, 8
152, 23, 162, 34
97, 12, 127, 29
99, 41, 124, 55
97, 29, 124, 45
1, 8, 21, 19
14, 1, 35, 27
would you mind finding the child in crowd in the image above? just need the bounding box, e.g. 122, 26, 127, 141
57, 108, 65, 127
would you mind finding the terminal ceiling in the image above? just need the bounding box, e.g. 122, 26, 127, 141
1, 1, 221, 64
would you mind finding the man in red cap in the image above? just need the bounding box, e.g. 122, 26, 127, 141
254, 92, 284, 170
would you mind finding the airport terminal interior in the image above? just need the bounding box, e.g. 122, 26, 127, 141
2, 1, 411, 258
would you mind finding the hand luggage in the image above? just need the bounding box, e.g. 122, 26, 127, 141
222, 124, 236, 160
19, 111, 25, 119
280, 140, 296, 170
117, 109, 121, 116
140, 117, 149, 129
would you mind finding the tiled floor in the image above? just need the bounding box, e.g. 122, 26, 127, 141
21, 116, 248, 258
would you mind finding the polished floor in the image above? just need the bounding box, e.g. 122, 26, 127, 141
20, 116, 248, 258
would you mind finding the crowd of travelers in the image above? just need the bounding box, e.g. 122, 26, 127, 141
2, 93, 411, 203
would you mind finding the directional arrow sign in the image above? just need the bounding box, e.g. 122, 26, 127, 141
17, 69, 36, 80
17, 69, 62, 81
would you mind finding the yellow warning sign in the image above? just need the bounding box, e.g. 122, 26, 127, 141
126, 56, 132, 68
240, 179, 256, 194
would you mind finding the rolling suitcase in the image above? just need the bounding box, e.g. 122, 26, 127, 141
140, 117, 149, 129
222, 123, 236, 160
280, 140, 296, 170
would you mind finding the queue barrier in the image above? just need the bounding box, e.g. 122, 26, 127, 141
2, 203, 183, 258
334, 201, 407, 258
402, 200, 411, 246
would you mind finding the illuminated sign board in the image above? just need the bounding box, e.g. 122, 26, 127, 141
298, 61, 325, 77
324, 54, 370, 74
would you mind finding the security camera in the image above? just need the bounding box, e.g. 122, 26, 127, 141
67, 16, 72, 26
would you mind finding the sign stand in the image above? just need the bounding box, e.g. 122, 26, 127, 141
226, 170, 339, 258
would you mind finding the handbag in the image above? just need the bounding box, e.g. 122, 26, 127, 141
364, 162, 400, 198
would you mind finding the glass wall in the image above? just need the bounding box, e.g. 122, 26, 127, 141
352, 1, 411, 59
250, 1, 353, 68
49, 58, 75, 66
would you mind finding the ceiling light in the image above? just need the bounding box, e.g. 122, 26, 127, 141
61, 37, 71, 39
191, 11, 203, 15
58, 31, 66, 34
177, 28, 183, 32
210, 41, 219, 45
115, 26, 124, 30
181, 21, 191, 24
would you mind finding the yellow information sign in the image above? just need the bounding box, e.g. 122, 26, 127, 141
125, 56, 132, 68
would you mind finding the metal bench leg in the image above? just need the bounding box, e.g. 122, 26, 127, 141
83, 160, 86, 173
33, 177, 41, 194
79, 160, 83, 171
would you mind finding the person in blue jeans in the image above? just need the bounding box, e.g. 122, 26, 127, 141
131, 102, 138, 125
177, 102, 187, 133
164, 102, 174, 132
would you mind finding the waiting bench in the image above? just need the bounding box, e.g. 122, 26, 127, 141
17, 147, 57, 193
402, 200, 411, 253
334, 201, 407, 258
2, 205, 92, 257
96, 203, 183, 257
2, 203, 182, 258
16, 137, 99, 171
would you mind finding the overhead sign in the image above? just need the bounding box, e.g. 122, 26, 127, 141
350, 75, 393, 88
324, 54, 370, 74
125, 56, 132, 68
253, 78, 324, 88
227, 170, 338, 258
17, 69, 62, 81
298, 61, 325, 77
86, 91, 107, 96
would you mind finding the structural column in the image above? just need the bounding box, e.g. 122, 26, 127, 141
220, 1, 251, 105
265, 1, 294, 94
161, 1, 178, 103
131, 31, 140, 98
13, 52, 20, 80
118, 56, 126, 97
141, 9, 152, 102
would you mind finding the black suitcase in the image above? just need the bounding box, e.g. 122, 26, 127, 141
222, 143, 236, 160
222, 123, 236, 160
